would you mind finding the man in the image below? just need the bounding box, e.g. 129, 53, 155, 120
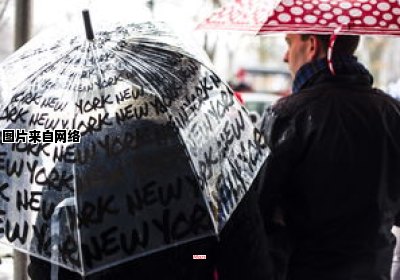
259, 33, 400, 280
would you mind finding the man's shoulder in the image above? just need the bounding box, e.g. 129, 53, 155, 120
271, 91, 318, 116
372, 88, 400, 105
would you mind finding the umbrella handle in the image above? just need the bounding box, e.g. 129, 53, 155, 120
327, 26, 341, 76
50, 197, 76, 279
327, 24, 349, 75
82, 10, 94, 41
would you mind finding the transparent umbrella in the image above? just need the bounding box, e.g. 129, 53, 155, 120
0, 11, 267, 276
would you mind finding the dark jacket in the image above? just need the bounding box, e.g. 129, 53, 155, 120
216, 171, 273, 280
259, 68, 400, 280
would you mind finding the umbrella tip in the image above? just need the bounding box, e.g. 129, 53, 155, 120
82, 9, 94, 41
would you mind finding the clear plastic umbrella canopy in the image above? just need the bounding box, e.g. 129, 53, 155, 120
0, 13, 268, 275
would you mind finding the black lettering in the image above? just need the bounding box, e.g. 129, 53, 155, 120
12, 142, 51, 157
75, 94, 112, 114
190, 204, 211, 234
78, 196, 119, 228
143, 182, 157, 205
171, 212, 191, 240
210, 72, 222, 88
120, 222, 149, 254
115, 88, 131, 104
26, 160, 38, 184
0, 106, 29, 123
246, 138, 264, 170
231, 110, 245, 140
59, 235, 80, 267
0, 182, 10, 202
29, 112, 48, 126
115, 103, 149, 125
82, 237, 102, 268
218, 174, 236, 221
52, 145, 76, 163
0, 209, 4, 234
152, 209, 171, 244
101, 227, 120, 256
82, 226, 119, 268
73, 113, 112, 135
5, 158, 24, 177
16, 190, 42, 212
61, 119, 69, 129
197, 76, 213, 100
126, 191, 144, 217
5, 220, 29, 244
149, 97, 168, 115
158, 179, 182, 207
41, 200, 56, 221
11, 91, 42, 105
32, 223, 51, 255
0, 151, 6, 170
32, 166, 74, 192
94, 75, 120, 89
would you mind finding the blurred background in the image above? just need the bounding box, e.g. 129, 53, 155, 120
1, 0, 400, 279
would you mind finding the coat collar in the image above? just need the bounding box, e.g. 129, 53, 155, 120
292, 55, 373, 94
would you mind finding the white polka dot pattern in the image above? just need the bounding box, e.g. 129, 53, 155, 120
291, 7, 304, 15
319, 3, 331, 11
377, 3, 391, 11
383, 13, 393, 20
200, 0, 400, 36
305, 14, 318, 23
339, 2, 352, 9
349, 8, 363, 17
304, 3, 314, 10
362, 4, 372, 11
333, 8, 343, 15
260, 0, 400, 34
364, 16, 378, 25
278, 13, 292, 22
338, 15, 351, 24
323, 13, 334, 19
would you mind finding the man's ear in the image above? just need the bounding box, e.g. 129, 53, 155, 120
307, 35, 321, 60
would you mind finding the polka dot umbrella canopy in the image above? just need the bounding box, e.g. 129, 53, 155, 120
198, 0, 400, 36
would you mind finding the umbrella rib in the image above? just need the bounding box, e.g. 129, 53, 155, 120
11, 42, 85, 95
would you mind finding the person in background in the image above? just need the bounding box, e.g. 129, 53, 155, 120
259, 33, 400, 280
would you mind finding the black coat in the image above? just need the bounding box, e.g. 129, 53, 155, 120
216, 176, 273, 280
259, 70, 400, 280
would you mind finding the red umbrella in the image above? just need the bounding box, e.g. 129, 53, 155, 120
198, 0, 400, 73
198, 0, 400, 35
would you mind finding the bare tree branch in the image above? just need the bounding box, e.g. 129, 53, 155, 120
202, 0, 224, 62
0, 0, 10, 23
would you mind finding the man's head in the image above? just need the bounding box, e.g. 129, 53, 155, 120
283, 34, 360, 78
